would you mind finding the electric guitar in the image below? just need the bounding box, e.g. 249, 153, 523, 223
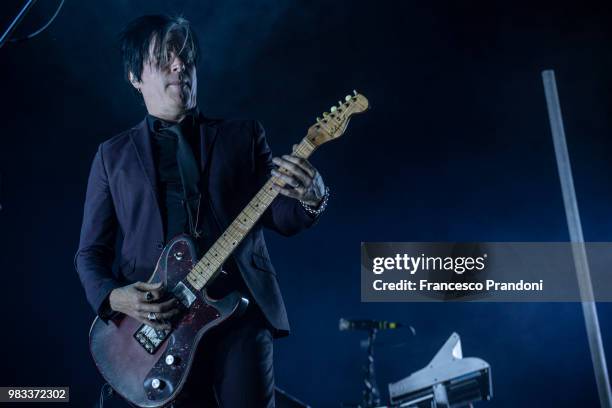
89, 91, 369, 407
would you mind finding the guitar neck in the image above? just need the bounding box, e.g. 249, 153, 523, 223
185, 136, 317, 291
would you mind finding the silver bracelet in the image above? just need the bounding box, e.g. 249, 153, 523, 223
300, 186, 330, 216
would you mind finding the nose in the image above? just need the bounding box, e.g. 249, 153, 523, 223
170, 54, 185, 73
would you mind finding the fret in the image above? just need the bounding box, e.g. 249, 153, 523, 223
250, 198, 265, 210
193, 264, 208, 279
216, 235, 232, 250
255, 196, 271, 207
260, 184, 277, 200
226, 228, 243, 242
244, 207, 258, 220
200, 256, 216, 270
259, 197, 272, 208
240, 209, 257, 224
197, 269, 211, 282
221, 233, 239, 249
232, 221, 248, 235
228, 228, 246, 242
245, 205, 258, 216
208, 249, 223, 266
186, 273, 202, 288
221, 231, 238, 242
189, 270, 204, 284
196, 268, 208, 280
214, 235, 229, 251
189, 264, 204, 277
234, 218, 252, 231
299, 138, 315, 155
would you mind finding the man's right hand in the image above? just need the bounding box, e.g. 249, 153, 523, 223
109, 281, 180, 330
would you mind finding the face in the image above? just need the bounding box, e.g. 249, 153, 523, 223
130, 40, 197, 120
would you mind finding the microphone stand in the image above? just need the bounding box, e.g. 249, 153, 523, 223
0, 0, 38, 49
0, 1, 39, 212
363, 328, 381, 408
341, 328, 382, 408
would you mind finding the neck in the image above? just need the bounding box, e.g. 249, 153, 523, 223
148, 110, 185, 123
146, 104, 195, 123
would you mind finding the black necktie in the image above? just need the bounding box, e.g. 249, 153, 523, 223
162, 122, 202, 238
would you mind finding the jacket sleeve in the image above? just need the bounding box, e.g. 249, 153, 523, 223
253, 120, 320, 236
74, 144, 123, 323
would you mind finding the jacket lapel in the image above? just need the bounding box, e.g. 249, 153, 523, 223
131, 119, 158, 193
130, 119, 164, 239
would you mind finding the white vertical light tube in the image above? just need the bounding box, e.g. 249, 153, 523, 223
542, 69, 612, 408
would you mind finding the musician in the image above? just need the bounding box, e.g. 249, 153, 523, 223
75, 15, 328, 407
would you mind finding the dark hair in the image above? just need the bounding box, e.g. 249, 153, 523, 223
119, 15, 199, 84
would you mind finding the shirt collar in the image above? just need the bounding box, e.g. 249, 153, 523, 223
146, 107, 200, 135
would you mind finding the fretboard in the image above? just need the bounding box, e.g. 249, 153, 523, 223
185, 136, 317, 290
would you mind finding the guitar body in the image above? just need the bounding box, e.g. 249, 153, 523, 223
89, 234, 249, 408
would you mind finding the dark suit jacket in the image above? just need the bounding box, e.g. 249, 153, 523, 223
75, 115, 318, 337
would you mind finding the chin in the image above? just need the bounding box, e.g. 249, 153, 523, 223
170, 90, 193, 104
166, 96, 187, 110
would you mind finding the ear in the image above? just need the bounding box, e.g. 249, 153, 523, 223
128, 71, 141, 91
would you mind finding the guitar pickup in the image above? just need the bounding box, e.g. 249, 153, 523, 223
172, 281, 196, 308
134, 324, 170, 354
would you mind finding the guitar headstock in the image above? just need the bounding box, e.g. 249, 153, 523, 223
306, 90, 369, 147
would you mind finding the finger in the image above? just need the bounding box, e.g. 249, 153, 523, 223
138, 288, 164, 303
273, 155, 310, 176
272, 156, 309, 178
281, 155, 315, 178
271, 183, 301, 199
134, 281, 163, 291
136, 313, 165, 329
155, 308, 181, 320
271, 169, 303, 188
272, 158, 311, 186
138, 298, 180, 313
138, 315, 170, 330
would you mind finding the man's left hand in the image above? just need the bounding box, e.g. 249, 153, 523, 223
271, 153, 326, 207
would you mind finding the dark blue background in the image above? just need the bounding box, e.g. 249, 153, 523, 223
1, 1, 611, 407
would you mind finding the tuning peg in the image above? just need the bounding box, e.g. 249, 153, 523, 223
353, 89, 357, 96
345, 95, 351, 102
330, 106, 337, 113
323, 112, 329, 117
316, 117, 322, 122
338, 100, 343, 106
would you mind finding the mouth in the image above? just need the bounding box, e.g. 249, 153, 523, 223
167, 81, 190, 88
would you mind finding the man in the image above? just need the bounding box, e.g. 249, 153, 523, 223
75, 15, 328, 407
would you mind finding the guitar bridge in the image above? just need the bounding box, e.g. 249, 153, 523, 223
133, 282, 195, 354
134, 325, 170, 354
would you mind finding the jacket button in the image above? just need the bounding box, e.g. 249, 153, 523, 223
156, 242, 164, 250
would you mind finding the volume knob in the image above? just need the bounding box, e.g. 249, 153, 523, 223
151, 378, 161, 389
165, 355, 175, 366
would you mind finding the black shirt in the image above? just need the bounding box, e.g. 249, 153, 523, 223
146, 109, 201, 242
